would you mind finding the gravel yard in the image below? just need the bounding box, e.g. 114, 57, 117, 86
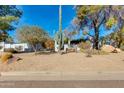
0, 52, 124, 72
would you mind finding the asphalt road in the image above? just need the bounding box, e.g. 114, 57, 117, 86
1, 80, 124, 88
1, 71, 124, 88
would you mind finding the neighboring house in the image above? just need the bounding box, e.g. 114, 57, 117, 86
0, 42, 30, 52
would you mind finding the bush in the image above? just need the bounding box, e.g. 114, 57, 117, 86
0, 52, 13, 63
86, 49, 92, 57
44, 39, 54, 50
91, 49, 109, 55
79, 41, 92, 57
4, 48, 18, 53
78, 41, 109, 56
78, 41, 91, 50
81, 49, 109, 55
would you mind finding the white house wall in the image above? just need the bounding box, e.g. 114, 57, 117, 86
0, 42, 4, 52
0, 42, 29, 52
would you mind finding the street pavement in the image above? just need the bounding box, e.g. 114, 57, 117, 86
1, 71, 124, 87
1, 80, 124, 88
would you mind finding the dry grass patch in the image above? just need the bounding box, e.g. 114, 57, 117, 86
0, 52, 13, 63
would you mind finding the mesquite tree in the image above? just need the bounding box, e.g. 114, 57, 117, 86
76, 5, 124, 49
17, 25, 48, 53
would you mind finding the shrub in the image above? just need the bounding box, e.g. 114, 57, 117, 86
4, 48, 18, 53
78, 41, 92, 57
0, 52, 13, 63
78, 41, 91, 50
44, 39, 54, 50
79, 41, 109, 56
91, 49, 109, 55
86, 49, 92, 57
81, 49, 109, 55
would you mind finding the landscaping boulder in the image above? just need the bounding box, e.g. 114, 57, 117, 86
101, 45, 115, 53
115, 48, 121, 53
101, 45, 122, 53
7, 56, 22, 64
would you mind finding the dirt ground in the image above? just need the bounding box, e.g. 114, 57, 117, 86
0, 52, 124, 72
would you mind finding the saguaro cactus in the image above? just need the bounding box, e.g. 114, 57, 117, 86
58, 5, 63, 51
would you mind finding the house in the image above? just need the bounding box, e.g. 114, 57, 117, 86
0, 42, 30, 52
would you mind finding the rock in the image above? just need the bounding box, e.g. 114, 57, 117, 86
112, 49, 118, 53
101, 45, 115, 53
111, 48, 122, 53
7, 57, 22, 64
101, 45, 122, 53
115, 48, 121, 53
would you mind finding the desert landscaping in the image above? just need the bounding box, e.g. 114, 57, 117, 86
0, 5, 124, 73
0, 52, 123, 72
0, 5, 124, 88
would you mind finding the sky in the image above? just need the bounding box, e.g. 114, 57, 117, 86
9, 5, 76, 40
9, 5, 116, 42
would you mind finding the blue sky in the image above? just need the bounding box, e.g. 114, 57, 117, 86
9, 5, 117, 42
9, 5, 76, 40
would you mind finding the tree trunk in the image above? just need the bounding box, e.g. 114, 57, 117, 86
32, 44, 37, 53
118, 40, 122, 48
93, 27, 99, 50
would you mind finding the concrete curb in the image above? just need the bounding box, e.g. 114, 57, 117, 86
1, 71, 124, 75
1, 71, 124, 81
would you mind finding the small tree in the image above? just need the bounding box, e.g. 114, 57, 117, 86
16, 25, 48, 53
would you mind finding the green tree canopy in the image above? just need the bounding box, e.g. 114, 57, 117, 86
0, 5, 22, 42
